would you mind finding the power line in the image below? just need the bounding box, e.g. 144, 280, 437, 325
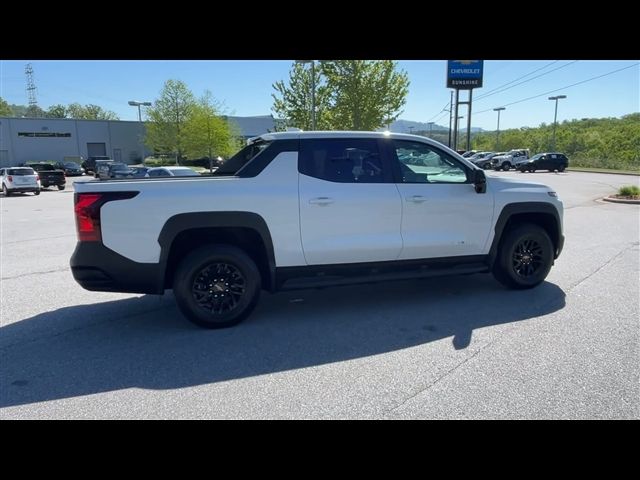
426, 99, 451, 122
472, 62, 640, 117
474, 61, 559, 100
474, 61, 579, 102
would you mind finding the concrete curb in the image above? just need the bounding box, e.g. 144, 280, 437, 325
568, 168, 640, 176
602, 196, 640, 205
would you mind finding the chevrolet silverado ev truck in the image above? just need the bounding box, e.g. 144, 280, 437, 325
71, 132, 564, 329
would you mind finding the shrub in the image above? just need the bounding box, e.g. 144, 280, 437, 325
618, 185, 640, 197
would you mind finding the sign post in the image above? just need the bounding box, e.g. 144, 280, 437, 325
447, 60, 483, 152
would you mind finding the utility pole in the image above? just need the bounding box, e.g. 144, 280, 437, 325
548, 95, 567, 151
427, 122, 434, 138
448, 91, 453, 148
493, 107, 505, 151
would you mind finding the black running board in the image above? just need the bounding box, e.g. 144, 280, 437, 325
280, 265, 489, 291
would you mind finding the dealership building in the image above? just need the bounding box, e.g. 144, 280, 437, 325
0, 115, 276, 167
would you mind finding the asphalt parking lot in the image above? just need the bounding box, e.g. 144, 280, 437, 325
1, 171, 638, 419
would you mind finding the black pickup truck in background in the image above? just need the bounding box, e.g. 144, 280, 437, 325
82, 156, 112, 175
28, 163, 66, 190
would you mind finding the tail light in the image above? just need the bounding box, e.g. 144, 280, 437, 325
74, 192, 138, 242
7, 175, 13, 182
36, 175, 40, 181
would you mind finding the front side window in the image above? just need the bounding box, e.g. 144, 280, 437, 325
392, 140, 468, 184
300, 138, 386, 183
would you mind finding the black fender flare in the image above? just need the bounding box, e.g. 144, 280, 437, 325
488, 202, 563, 266
157, 211, 276, 287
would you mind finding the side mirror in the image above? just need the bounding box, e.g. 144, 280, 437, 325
473, 169, 486, 193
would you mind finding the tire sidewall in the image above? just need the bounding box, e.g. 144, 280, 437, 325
173, 245, 261, 328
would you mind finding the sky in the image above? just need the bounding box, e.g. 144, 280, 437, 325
1, 60, 638, 131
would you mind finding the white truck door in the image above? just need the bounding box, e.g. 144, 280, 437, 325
298, 138, 403, 265
390, 139, 494, 259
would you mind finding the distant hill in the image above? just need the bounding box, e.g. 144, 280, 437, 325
385, 119, 484, 134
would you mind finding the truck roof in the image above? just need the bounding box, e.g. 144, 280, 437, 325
251, 131, 445, 143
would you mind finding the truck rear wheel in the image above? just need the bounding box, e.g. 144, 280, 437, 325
173, 244, 261, 329
492, 223, 554, 289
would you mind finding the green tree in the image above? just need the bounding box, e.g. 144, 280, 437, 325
182, 90, 234, 159
25, 104, 45, 118
321, 60, 410, 130
271, 62, 331, 130
145, 80, 196, 164
0, 97, 13, 116
46, 104, 67, 118
66, 103, 119, 120
472, 113, 640, 171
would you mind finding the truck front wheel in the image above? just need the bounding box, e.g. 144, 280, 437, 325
173, 244, 261, 329
492, 224, 554, 289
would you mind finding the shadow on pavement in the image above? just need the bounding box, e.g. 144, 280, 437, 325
0, 273, 565, 408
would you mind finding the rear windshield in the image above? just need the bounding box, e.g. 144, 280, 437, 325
8, 168, 36, 175
32, 164, 56, 171
214, 141, 272, 175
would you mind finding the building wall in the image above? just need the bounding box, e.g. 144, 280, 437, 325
0, 117, 147, 166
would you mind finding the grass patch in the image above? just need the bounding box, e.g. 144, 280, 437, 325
618, 185, 640, 197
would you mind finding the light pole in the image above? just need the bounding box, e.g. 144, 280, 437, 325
128, 100, 151, 164
296, 60, 316, 130
456, 115, 464, 151
493, 107, 505, 151
548, 95, 566, 151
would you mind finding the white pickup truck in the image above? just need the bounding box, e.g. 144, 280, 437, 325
71, 131, 564, 328
493, 149, 530, 171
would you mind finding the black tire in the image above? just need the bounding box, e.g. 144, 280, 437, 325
173, 244, 261, 329
3, 184, 10, 197
57, 185, 65, 191
34, 189, 40, 196
502, 162, 511, 171
492, 223, 554, 289
558, 166, 565, 172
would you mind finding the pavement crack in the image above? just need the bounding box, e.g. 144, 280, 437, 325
1, 267, 70, 281
389, 342, 491, 414
1, 234, 75, 245
0, 302, 169, 351
567, 242, 639, 292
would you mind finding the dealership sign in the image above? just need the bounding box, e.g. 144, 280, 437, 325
447, 60, 484, 89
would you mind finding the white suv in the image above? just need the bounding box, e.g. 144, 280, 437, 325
1, 167, 41, 196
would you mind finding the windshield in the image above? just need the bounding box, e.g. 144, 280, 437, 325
214, 140, 271, 175
110, 163, 128, 170
64, 162, 80, 168
8, 168, 36, 175
530, 154, 543, 160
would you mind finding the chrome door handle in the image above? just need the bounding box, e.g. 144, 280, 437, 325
406, 195, 427, 203
309, 197, 335, 205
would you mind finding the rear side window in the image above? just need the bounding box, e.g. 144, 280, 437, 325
215, 141, 272, 175
8, 168, 36, 175
299, 138, 387, 183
